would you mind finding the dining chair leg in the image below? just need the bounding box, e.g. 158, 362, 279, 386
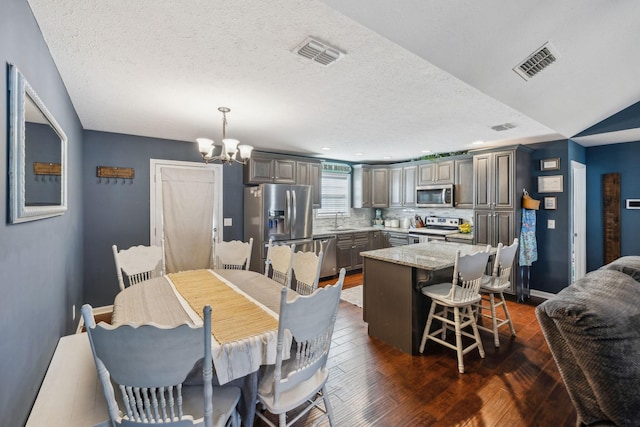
468, 305, 485, 359
454, 307, 464, 374
420, 301, 437, 353
322, 385, 335, 426
489, 292, 500, 347
500, 291, 517, 337
279, 413, 286, 427
441, 306, 449, 341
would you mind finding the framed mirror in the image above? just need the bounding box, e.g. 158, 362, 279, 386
8, 64, 67, 223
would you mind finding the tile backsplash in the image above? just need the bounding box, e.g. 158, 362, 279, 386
313, 207, 473, 230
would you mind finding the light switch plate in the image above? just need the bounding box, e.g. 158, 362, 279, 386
547, 219, 555, 229
223, 218, 232, 226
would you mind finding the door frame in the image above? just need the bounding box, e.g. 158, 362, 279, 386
570, 160, 587, 282
149, 159, 223, 246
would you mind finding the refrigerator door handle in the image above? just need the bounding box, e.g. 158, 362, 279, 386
285, 190, 291, 234
291, 189, 297, 236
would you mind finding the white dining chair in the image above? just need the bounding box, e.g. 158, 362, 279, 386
214, 238, 253, 270
256, 268, 345, 427
290, 249, 324, 295
419, 246, 491, 373
264, 239, 294, 286
476, 238, 519, 347
112, 244, 163, 291
81, 304, 241, 427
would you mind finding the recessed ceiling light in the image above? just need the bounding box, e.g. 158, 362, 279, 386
354, 152, 364, 156
421, 150, 431, 153
321, 147, 331, 151
472, 140, 485, 145
383, 156, 391, 160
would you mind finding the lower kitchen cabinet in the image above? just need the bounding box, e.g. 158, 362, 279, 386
336, 232, 370, 271
384, 231, 409, 247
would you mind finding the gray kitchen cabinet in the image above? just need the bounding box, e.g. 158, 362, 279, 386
418, 160, 454, 185
389, 167, 403, 207
371, 167, 389, 207
384, 231, 409, 247
473, 146, 531, 294
244, 152, 296, 184
353, 165, 388, 208
370, 230, 384, 249
336, 232, 370, 271
454, 158, 473, 208
296, 160, 322, 208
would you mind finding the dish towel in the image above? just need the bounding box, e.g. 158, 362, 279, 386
518, 208, 537, 302
519, 208, 538, 266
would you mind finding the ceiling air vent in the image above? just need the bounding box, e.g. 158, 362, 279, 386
293, 37, 345, 67
513, 42, 559, 80
491, 122, 516, 132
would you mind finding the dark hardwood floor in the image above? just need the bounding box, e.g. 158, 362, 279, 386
255, 271, 577, 426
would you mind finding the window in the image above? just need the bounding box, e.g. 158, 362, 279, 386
316, 171, 351, 218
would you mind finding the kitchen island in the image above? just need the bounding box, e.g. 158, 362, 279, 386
361, 241, 494, 354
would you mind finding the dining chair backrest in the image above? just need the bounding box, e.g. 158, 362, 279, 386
81, 304, 215, 427
291, 250, 324, 295
488, 238, 519, 288
270, 268, 345, 407
264, 239, 294, 286
215, 238, 253, 270
448, 246, 491, 302
112, 244, 164, 291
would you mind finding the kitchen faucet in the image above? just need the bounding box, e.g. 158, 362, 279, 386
334, 212, 344, 229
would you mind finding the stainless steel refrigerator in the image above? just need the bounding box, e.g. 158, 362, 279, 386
244, 184, 314, 273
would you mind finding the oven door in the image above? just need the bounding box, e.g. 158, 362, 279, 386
416, 184, 454, 207
409, 233, 446, 243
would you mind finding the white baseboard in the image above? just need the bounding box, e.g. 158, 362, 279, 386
75, 305, 114, 334
530, 289, 555, 300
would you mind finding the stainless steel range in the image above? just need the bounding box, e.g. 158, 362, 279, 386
408, 216, 462, 243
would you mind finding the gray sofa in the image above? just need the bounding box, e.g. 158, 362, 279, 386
536, 256, 640, 426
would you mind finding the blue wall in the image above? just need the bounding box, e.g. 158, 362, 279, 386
83, 131, 245, 307
0, 1, 84, 426
585, 141, 640, 270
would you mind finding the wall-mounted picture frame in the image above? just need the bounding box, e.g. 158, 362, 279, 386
540, 158, 560, 171
544, 196, 557, 210
538, 175, 563, 193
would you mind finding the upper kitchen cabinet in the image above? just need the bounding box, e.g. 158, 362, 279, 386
244, 152, 296, 184
296, 160, 322, 208
418, 160, 454, 185
474, 149, 525, 210
353, 165, 389, 208
454, 158, 473, 208
389, 164, 417, 207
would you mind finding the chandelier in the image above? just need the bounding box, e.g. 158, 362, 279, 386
196, 107, 253, 165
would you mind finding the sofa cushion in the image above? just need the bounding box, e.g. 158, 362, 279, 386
536, 269, 640, 426
599, 256, 640, 282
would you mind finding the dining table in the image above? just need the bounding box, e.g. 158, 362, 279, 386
111, 268, 299, 427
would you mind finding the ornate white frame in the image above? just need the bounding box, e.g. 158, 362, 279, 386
8, 65, 68, 223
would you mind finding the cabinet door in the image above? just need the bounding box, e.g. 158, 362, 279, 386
389, 167, 403, 207
246, 156, 274, 184
370, 231, 382, 249
371, 168, 389, 207
362, 168, 372, 207
493, 151, 514, 210
402, 165, 417, 206
454, 159, 473, 208
297, 161, 322, 208
473, 153, 492, 209
473, 210, 492, 246
418, 163, 435, 185
352, 232, 369, 269
336, 234, 354, 270
436, 160, 454, 183
273, 159, 296, 183
493, 210, 515, 247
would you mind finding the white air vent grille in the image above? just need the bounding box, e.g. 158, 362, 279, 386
293, 37, 344, 66
514, 42, 559, 80
491, 122, 516, 132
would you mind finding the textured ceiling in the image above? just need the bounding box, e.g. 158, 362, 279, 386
26, 0, 640, 163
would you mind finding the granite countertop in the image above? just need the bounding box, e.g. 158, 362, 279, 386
313, 226, 474, 240
360, 241, 494, 270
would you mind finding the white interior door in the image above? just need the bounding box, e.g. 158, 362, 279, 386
571, 160, 586, 282
150, 159, 223, 270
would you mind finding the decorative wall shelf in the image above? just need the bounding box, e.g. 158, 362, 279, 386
96, 166, 135, 179
33, 162, 61, 176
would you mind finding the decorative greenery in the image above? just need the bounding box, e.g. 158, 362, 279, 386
419, 150, 469, 161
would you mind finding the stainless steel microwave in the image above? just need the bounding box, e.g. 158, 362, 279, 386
416, 184, 454, 208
